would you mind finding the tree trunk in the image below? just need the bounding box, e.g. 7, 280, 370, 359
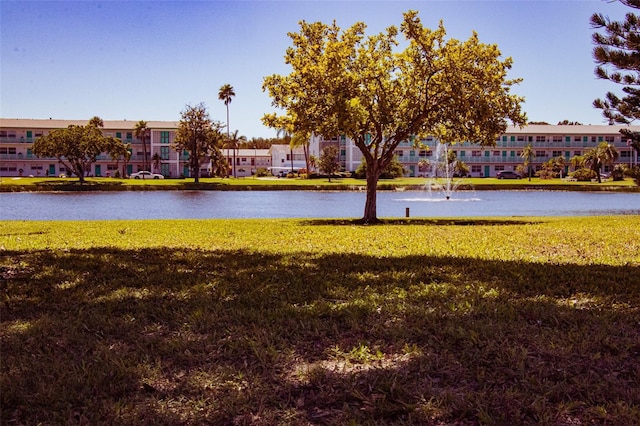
304, 144, 310, 177
361, 162, 380, 224
143, 136, 148, 171
290, 148, 294, 173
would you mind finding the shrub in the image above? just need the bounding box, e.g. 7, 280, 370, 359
355, 157, 405, 179
570, 168, 596, 181
612, 164, 626, 181
255, 167, 270, 177
536, 169, 554, 179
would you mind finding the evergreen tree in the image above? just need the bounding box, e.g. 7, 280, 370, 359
592, 0, 640, 166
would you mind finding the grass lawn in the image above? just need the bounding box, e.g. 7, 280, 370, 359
1, 175, 638, 192
2, 217, 640, 424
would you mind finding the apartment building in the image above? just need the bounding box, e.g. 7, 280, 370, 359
221, 148, 271, 177
2, 119, 638, 178
311, 124, 639, 177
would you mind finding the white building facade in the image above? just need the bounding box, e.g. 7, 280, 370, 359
310, 125, 639, 177
1, 119, 638, 178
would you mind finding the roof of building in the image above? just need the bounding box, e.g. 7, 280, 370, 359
2, 118, 640, 136
269, 144, 306, 154
221, 149, 271, 156
503, 124, 640, 135
0, 118, 179, 130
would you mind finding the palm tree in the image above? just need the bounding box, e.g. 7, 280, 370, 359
586, 142, 619, 183
88, 116, 104, 128
226, 130, 247, 176
570, 154, 585, 171
151, 153, 161, 173
275, 127, 295, 173
218, 84, 236, 176
520, 144, 534, 181
122, 144, 132, 178
133, 120, 149, 171
290, 132, 311, 178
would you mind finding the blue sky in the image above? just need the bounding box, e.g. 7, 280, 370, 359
0, 0, 632, 138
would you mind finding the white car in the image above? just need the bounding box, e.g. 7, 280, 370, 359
130, 171, 164, 180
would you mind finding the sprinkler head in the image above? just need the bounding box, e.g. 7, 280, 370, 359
446, 195, 450, 200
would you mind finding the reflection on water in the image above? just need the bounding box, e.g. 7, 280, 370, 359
1, 190, 638, 220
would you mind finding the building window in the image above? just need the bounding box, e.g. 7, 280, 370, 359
574, 136, 581, 142
471, 165, 481, 173
160, 146, 170, 160
536, 136, 546, 142
552, 151, 562, 157
126, 132, 133, 140
495, 165, 505, 171
517, 136, 525, 142
492, 150, 500, 156
160, 131, 170, 144
552, 136, 562, 143
472, 150, 482, 157
604, 136, 615, 143
574, 151, 581, 156
536, 151, 546, 157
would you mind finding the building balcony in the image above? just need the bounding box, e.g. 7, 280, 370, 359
0, 137, 35, 144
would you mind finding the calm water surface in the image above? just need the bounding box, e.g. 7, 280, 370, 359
1, 190, 639, 220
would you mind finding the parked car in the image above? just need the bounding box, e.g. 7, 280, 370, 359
130, 171, 164, 180
496, 170, 521, 179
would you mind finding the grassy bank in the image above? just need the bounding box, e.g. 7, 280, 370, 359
1, 175, 639, 192
2, 217, 640, 424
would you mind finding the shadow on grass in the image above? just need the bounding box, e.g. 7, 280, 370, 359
2, 248, 639, 424
301, 218, 543, 226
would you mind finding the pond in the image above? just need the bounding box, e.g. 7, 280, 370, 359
1, 190, 639, 221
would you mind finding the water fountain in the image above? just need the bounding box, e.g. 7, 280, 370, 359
426, 142, 463, 200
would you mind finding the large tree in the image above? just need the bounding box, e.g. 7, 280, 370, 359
263, 10, 526, 223
218, 84, 236, 177
173, 103, 223, 183
32, 118, 126, 183
133, 120, 150, 172
592, 1, 640, 160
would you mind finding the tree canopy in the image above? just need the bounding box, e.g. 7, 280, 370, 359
32, 118, 126, 183
318, 146, 340, 181
592, 0, 640, 161
263, 10, 526, 222
172, 103, 223, 183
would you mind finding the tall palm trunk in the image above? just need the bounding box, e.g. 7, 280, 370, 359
303, 143, 310, 175
290, 147, 294, 173
142, 135, 148, 171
